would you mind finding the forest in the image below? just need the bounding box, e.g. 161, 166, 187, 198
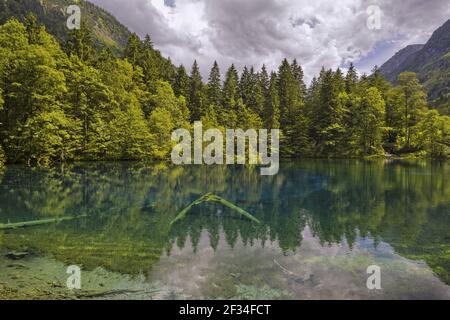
0, 15, 449, 168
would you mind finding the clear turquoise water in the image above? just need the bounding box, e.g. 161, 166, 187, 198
0, 160, 449, 299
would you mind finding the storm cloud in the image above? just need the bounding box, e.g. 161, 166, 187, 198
89, 0, 450, 81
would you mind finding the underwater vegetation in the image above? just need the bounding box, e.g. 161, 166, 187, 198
0, 160, 448, 286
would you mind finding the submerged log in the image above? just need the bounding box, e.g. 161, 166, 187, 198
76, 288, 159, 299
170, 193, 261, 225
207, 195, 261, 224
169, 193, 213, 226
5, 251, 30, 260
0, 215, 88, 231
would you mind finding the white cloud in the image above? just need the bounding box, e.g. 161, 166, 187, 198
90, 0, 450, 82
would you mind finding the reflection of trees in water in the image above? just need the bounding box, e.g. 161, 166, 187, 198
0, 160, 448, 282
298, 160, 450, 283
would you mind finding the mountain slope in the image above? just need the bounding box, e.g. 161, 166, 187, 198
380, 19, 450, 113
379, 44, 424, 82
0, 0, 132, 54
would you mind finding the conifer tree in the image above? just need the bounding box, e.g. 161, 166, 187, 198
123, 33, 141, 66
278, 59, 297, 127
223, 64, 239, 110
334, 68, 346, 93
263, 72, 280, 129
140, 34, 162, 88
239, 66, 252, 107
309, 69, 346, 155
369, 66, 390, 96
345, 63, 358, 94
207, 61, 222, 108
173, 65, 190, 99
188, 60, 204, 121
277, 59, 309, 156
259, 65, 270, 98
65, 22, 95, 63
24, 13, 41, 45
291, 59, 307, 98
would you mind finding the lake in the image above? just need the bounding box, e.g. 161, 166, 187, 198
0, 160, 449, 299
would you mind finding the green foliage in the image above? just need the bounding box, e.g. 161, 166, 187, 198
64, 22, 95, 62
418, 110, 450, 158
421, 53, 450, 115
277, 59, 309, 157
0, 19, 69, 163
0, 145, 4, 169
379, 19, 450, 111
235, 101, 263, 130
350, 87, 386, 155
263, 72, 280, 129
188, 60, 205, 121
385, 72, 428, 152
201, 105, 223, 131
397, 72, 428, 149
207, 61, 222, 108
0, 0, 132, 55
21, 110, 82, 165
64, 56, 112, 159
0, 19, 174, 164
123, 33, 176, 90
148, 81, 190, 159
345, 63, 358, 94
173, 65, 190, 99
0, 18, 448, 166
223, 65, 239, 109
308, 68, 347, 156
107, 105, 153, 160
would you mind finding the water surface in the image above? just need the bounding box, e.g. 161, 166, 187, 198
0, 160, 449, 299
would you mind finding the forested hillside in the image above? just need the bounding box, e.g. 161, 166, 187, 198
380, 19, 450, 114
379, 45, 424, 82
0, 16, 449, 168
0, 0, 131, 54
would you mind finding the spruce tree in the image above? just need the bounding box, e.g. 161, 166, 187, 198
345, 63, 358, 94
223, 64, 239, 110
189, 60, 204, 121
259, 65, 270, 98
65, 22, 95, 63
311, 69, 346, 155
123, 33, 141, 66
291, 59, 307, 98
173, 65, 191, 99
207, 61, 222, 108
277, 59, 309, 156
24, 13, 41, 44
369, 66, 391, 99
239, 66, 252, 107
277, 59, 295, 127
263, 72, 280, 129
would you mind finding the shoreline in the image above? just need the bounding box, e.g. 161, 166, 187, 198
0, 155, 448, 169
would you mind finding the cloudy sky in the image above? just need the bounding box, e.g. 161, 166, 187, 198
90, 0, 450, 82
